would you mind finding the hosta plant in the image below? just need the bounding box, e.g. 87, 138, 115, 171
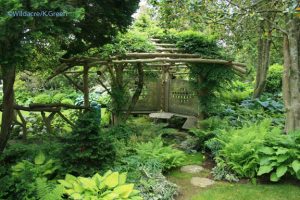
257, 131, 300, 182
58, 170, 143, 200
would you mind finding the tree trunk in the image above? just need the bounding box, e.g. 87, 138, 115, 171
253, 23, 272, 98
283, 17, 300, 133
125, 63, 144, 120
83, 65, 90, 107
0, 65, 16, 153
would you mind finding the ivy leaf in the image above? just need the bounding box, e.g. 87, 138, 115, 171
257, 165, 273, 176
276, 166, 288, 178
291, 160, 300, 173
270, 172, 279, 182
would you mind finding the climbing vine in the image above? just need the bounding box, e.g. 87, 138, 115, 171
156, 30, 236, 115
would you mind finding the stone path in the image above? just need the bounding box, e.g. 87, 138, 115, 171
190, 177, 215, 187
180, 165, 204, 173
179, 164, 215, 188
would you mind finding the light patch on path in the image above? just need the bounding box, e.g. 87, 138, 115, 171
181, 165, 204, 173
191, 177, 215, 188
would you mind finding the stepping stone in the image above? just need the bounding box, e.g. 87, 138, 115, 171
190, 177, 215, 188
180, 165, 203, 173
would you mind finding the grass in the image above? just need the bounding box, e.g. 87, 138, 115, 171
192, 183, 300, 200
181, 152, 205, 166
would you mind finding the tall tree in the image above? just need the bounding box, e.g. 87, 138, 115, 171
0, 0, 83, 153
0, 0, 139, 153
282, 7, 300, 132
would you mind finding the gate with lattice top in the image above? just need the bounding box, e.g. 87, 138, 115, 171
132, 77, 201, 116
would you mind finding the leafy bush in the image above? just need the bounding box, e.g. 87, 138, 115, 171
35, 177, 64, 200
135, 137, 186, 171
215, 120, 277, 178
61, 98, 74, 105
265, 63, 283, 93
52, 93, 66, 103
33, 94, 52, 104
220, 81, 252, 103
3, 152, 60, 199
257, 131, 300, 182
59, 171, 143, 200
62, 109, 115, 176
211, 162, 239, 182
138, 166, 178, 200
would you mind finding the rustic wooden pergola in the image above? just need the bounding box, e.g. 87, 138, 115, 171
45, 38, 247, 128
2, 37, 247, 134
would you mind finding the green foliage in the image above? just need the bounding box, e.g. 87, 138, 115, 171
257, 131, 300, 182
135, 137, 186, 171
11, 152, 59, 180
211, 162, 239, 182
99, 30, 155, 59
62, 110, 115, 176
33, 94, 52, 104
61, 98, 74, 105
52, 93, 66, 103
265, 64, 283, 93
215, 120, 278, 178
138, 167, 178, 200
4, 152, 60, 199
220, 80, 252, 103
35, 178, 64, 200
176, 30, 236, 115
58, 171, 143, 200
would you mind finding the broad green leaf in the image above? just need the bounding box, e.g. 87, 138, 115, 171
270, 172, 279, 182
276, 148, 289, 155
257, 165, 273, 176
113, 184, 134, 198
104, 172, 119, 189
101, 192, 119, 200
11, 162, 25, 172
34, 152, 46, 165
259, 147, 274, 155
130, 189, 141, 196
58, 180, 73, 189
119, 172, 127, 185
78, 177, 97, 191
276, 165, 288, 178
70, 193, 82, 200
291, 160, 300, 173
66, 174, 77, 182
277, 154, 289, 163
92, 173, 102, 187
259, 156, 275, 165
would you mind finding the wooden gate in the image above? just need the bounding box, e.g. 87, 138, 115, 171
132, 77, 200, 116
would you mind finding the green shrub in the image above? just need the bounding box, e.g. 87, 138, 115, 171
33, 94, 52, 104
135, 137, 186, 171
52, 93, 66, 103
257, 131, 300, 182
4, 152, 60, 199
215, 120, 277, 178
220, 81, 252, 103
62, 110, 115, 176
265, 63, 283, 93
211, 162, 239, 182
58, 171, 143, 200
138, 167, 178, 200
61, 98, 74, 105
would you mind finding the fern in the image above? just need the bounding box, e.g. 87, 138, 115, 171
35, 178, 64, 200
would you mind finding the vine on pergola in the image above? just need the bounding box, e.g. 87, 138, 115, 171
47, 28, 247, 123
